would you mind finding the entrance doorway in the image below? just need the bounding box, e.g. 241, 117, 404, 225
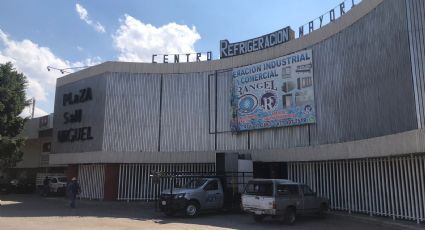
253, 162, 287, 179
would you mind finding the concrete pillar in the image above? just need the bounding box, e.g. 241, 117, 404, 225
104, 164, 119, 201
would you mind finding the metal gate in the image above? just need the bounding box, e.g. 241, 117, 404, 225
78, 164, 105, 200
118, 163, 215, 201
288, 154, 425, 223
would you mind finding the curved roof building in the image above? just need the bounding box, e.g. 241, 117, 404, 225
49, 0, 425, 223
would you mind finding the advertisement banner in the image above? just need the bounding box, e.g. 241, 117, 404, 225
231, 49, 316, 131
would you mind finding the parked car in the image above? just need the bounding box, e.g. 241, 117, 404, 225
241, 179, 329, 225
9, 179, 36, 194
0, 182, 11, 194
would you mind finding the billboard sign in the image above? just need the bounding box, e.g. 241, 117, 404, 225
231, 49, 316, 131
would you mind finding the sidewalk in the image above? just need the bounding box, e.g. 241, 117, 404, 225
331, 211, 425, 230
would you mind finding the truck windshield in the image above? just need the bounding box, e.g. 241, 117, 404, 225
58, 177, 68, 183
245, 181, 273, 196
182, 179, 208, 189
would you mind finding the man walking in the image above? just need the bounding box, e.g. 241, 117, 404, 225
68, 177, 81, 208
42, 176, 49, 196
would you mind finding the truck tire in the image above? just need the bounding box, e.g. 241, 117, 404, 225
284, 207, 296, 225
318, 203, 328, 218
185, 201, 199, 217
253, 214, 265, 222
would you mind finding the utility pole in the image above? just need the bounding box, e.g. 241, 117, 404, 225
31, 97, 35, 118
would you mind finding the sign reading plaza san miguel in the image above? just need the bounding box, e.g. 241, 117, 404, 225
57, 88, 94, 143
231, 49, 316, 132
220, 27, 294, 58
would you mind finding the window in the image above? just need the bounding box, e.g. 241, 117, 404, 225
282, 81, 297, 93
245, 182, 273, 196
39, 129, 53, 138
50, 178, 57, 183
301, 77, 313, 88
282, 94, 293, 108
204, 181, 218, 191
281, 66, 292, 78
277, 184, 299, 196
302, 185, 315, 196
42, 143, 51, 153
182, 179, 207, 189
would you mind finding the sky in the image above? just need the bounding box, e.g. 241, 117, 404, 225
0, 0, 359, 117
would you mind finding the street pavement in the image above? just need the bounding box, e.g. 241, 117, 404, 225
0, 194, 424, 230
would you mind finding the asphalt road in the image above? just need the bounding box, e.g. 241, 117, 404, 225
0, 194, 423, 230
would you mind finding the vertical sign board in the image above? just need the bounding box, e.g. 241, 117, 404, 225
231, 49, 316, 131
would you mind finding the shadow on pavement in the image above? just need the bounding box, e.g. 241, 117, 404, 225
0, 194, 419, 230
0, 194, 331, 230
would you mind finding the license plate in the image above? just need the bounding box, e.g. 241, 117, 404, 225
161, 201, 166, 205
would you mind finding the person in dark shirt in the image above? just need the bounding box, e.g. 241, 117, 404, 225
67, 177, 81, 208
43, 177, 49, 196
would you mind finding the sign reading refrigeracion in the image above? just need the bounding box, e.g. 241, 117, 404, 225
220, 27, 294, 59
231, 49, 315, 132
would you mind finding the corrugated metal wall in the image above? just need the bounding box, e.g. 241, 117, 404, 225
78, 164, 105, 200
160, 73, 215, 151
117, 163, 215, 201
310, 0, 416, 145
406, 0, 425, 129
216, 70, 249, 150
288, 154, 425, 223
103, 73, 161, 152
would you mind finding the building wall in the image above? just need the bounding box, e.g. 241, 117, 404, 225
406, 0, 425, 129
289, 154, 425, 223
52, 0, 419, 162
102, 72, 161, 152
310, 0, 416, 145
16, 139, 42, 168
52, 74, 107, 153
160, 72, 215, 152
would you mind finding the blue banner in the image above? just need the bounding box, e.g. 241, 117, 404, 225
231, 49, 316, 131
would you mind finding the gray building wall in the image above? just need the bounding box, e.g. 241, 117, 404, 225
406, 0, 425, 129
310, 0, 416, 145
52, 74, 107, 153
160, 72, 216, 152
102, 72, 161, 152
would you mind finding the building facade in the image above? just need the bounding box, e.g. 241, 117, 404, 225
50, 0, 425, 223
4, 114, 65, 183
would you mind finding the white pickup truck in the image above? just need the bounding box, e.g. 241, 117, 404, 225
36, 174, 68, 196
242, 179, 329, 225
